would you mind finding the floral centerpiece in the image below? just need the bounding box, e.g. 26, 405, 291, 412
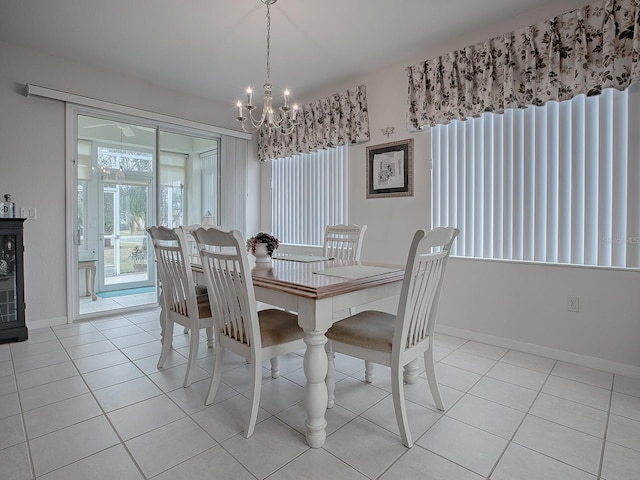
246, 232, 280, 258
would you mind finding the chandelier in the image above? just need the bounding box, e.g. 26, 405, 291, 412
235, 0, 299, 134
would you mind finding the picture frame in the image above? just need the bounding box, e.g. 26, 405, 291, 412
366, 138, 413, 198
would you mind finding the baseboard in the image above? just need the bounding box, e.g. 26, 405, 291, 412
436, 324, 640, 380
27, 316, 69, 330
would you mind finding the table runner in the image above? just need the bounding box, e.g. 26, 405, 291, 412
273, 254, 334, 263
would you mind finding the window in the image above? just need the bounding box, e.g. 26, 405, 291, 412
158, 143, 219, 228
272, 146, 348, 246
431, 84, 640, 269
159, 152, 186, 227
97, 146, 153, 173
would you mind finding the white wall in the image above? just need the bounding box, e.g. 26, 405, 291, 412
259, 0, 640, 373
0, 40, 260, 327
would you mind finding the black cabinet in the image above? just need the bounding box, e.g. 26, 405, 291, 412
0, 218, 27, 343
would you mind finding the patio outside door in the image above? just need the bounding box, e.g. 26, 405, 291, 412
99, 177, 153, 292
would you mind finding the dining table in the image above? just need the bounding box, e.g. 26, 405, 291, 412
193, 255, 405, 448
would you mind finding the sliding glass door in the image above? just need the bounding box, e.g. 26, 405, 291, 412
73, 112, 221, 318
76, 115, 157, 315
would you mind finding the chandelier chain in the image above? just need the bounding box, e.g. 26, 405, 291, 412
265, 1, 271, 83
235, 0, 299, 135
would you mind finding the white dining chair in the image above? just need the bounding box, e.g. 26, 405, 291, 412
323, 224, 367, 260
147, 226, 214, 388
323, 224, 374, 377
183, 225, 204, 266
179, 224, 209, 334
325, 226, 459, 447
192, 226, 305, 438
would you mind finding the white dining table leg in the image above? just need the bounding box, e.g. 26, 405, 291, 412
403, 358, 420, 384
303, 328, 328, 448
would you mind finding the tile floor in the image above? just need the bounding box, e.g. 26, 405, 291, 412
1, 308, 639, 479
79, 291, 157, 316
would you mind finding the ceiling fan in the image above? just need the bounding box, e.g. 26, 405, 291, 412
82, 122, 153, 137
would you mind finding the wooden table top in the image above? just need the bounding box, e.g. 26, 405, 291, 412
250, 259, 404, 300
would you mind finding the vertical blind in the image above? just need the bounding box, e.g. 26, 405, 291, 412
431, 83, 640, 269
200, 148, 219, 222
272, 146, 348, 246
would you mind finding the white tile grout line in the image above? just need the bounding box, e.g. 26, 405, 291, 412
596, 375, 616, 480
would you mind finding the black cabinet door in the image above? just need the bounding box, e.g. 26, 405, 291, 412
0, 218, 27, 343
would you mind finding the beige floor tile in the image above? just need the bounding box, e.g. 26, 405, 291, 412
601, 441, 640, 480
492, 443, 596, 480
153, 445, 254, 480
125, 417, 216, 478
469, 376, 538, 412
29, 416, 119, 477
513, 415, 602, 474
107, 394, 186, 441
323, 416, 407, 479
381, 447, 483, 480
417, 416, 508, 477
23, 392, 102, 439
93, 376, 163, 412
222, 417, 308, 479
446, 393, 525, 439
38, 445, 144, 480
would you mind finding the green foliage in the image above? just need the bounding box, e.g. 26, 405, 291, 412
128, 241, 147, 265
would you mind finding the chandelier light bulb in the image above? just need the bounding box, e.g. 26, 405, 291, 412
236, 101, 244, 120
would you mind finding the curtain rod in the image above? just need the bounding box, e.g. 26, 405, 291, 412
25, 84, 252, 141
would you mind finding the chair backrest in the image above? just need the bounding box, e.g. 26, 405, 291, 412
393, 227, 459, 357
147, 226, 198, 319
183, 224, 205, 266
192, 226, 261, 352
323, 224, 367, 260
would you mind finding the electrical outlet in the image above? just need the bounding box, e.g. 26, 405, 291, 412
567, 295, 579, 312
19, 207, 36, 220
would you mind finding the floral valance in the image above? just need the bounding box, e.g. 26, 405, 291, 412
257, 84, 370, 161
406, 0, 640, 129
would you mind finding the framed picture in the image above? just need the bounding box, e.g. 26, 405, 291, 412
366, 138, 413, 198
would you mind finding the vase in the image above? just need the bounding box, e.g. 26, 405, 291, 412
252, 242, 272, 263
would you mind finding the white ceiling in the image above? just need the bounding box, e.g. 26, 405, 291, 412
0, 0, 590, 106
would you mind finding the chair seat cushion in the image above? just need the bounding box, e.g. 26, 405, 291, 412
326, 310, 396, 353
258, 309, 304, 347
196, 285, 211, 318
197, 300, 212, 319
171, 300, 211, 320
